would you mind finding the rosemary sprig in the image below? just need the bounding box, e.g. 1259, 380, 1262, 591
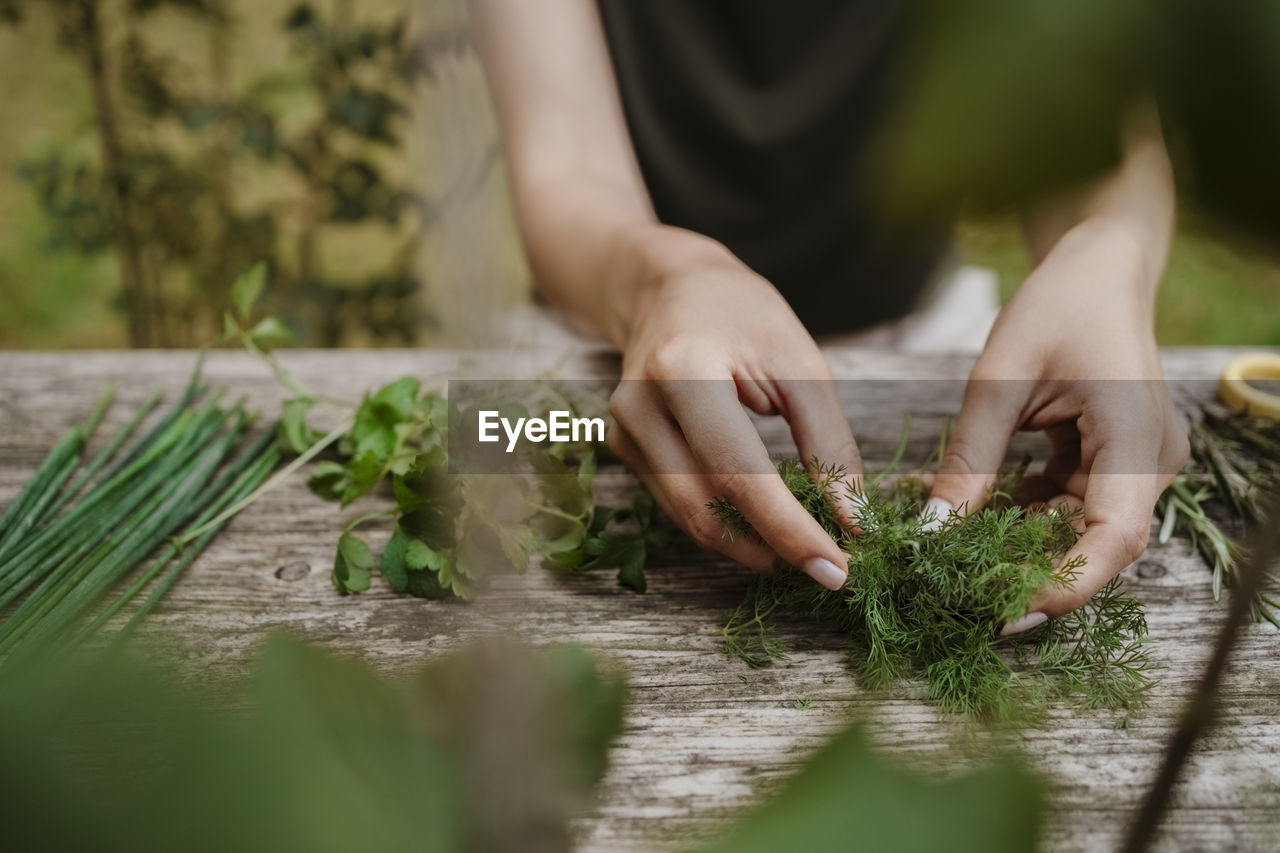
1157, 405, 1280, 627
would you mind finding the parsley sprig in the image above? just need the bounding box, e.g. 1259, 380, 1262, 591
226, 265, 664, 597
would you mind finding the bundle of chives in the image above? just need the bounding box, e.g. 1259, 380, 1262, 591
0, 358, 281, 662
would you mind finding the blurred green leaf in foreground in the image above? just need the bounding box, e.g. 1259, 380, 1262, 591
0, 633, 1047, 853
0, 635, 625, 853
700, 723, 1044, 853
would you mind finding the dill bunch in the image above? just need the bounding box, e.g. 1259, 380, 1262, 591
716, 459, 1153, 722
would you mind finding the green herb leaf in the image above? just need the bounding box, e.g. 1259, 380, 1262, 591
333, 531, 374, 594
246, 316, 294, 352
307, 460, 349, 502
582, 531, 648, 593
341, 450, 385, 506
222, 310, 241, 341
350, 377, 421, 464
404, 566, 449, 599
379, 526, 410, 592
279, 398, 319, 454
717, 458, 1152, 721
230, 261, 267, 321
405, 536, 445, 572
699, 724, 1044, 853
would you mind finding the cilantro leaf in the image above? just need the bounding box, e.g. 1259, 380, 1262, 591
332, 532, 374, 594
404, 566, 449, 599
379, 527, 411, 592
350, 377, 422, 465
405, 536, 446, 572
614, 538, 648, 593
307, 460, 349, 502
399, 504, 456, 548
340, 450, 385, 506
581, 530, 648, 593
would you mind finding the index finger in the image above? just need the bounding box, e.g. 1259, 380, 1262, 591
779, 378, 865, 528
660, 378, 850, 590
1031, 445, 1163, 619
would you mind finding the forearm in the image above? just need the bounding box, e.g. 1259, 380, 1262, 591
1022, 104, 1176, 304
510, 173, 731, 349
471, 0, 733, 349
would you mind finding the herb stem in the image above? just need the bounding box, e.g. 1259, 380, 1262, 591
175, 418, 350, 545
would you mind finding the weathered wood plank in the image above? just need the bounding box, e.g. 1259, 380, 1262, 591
1, 348, 1277, 852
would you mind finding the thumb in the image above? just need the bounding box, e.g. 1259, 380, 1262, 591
1027, 442, 1163, 621
925, 379, 1024, 530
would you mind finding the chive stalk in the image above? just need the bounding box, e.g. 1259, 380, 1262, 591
78, 435, 280, 643
119, 447, 281, 639
0, 353, 283, 659
2, 421, 249, 654
0, 384, 115, 561
0, 389, 232, 594
0, 416, 248, 652
46, 387, 163, 518
0, 429, 88, 555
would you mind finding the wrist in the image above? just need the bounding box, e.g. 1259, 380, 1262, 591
603, 225, 739, 349
1050, 218, 1164, 307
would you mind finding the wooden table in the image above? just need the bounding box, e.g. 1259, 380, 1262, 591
2, 348, 1277, 852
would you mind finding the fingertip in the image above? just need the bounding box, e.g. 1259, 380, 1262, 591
919, 496, 955, 533
802, 556, 848, 591
999, 611, 1048, 636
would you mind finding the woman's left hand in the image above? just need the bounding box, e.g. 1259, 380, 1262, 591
926, 225, 1189, 634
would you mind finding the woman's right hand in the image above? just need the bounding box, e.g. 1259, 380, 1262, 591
471, 2, 859, 588
606, 227, 861, 590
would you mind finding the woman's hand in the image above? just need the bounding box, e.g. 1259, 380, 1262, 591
927, 225, 1189, 631
607, 228, 862, 590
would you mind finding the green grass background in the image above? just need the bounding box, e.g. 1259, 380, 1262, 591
2, 2, 1277, 349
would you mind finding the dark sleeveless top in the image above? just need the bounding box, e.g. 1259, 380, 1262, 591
597, 0, 951, 334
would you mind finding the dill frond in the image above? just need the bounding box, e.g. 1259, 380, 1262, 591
717, 458, 1154, 723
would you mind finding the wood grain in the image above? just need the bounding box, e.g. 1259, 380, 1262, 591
1, 348, 1277, 852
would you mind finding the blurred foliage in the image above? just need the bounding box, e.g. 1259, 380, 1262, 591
701, 723, 1043, 853
0, 632, 1049, 853
2, 0, 469, 347
0, 634, 626, 853
879, 0, 1280, 251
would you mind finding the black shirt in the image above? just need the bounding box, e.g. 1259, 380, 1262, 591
597, 0, 951, 334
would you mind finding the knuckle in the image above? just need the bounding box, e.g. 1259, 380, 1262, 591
683, 507, 723, 548
645, 336, 707, 380
819, 438, 862, 475
607, 384, 643, 427
940, 438, 985, 478
1114, 519, 1151, 565
968, 357, 1012, 385
709, 467, 760, 501
790, 356, 834, 381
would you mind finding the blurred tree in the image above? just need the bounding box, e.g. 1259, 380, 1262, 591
5, 0, 469, 347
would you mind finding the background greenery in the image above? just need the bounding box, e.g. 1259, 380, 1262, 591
0, 0, 1276, 349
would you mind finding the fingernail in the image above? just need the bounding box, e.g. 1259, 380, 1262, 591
919, 497, 954, 533
1000, 611, 1048, 637
803, 557, 848, 591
